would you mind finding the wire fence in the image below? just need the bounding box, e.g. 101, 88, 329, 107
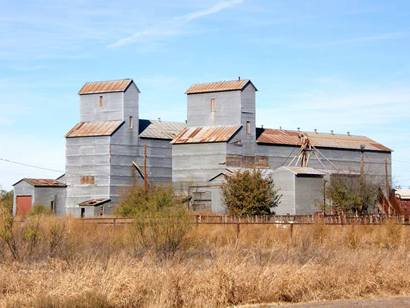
78, 214, 410, 226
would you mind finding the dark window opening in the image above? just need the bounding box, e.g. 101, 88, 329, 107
80, 208, 85, 218
99, 96, 104, 109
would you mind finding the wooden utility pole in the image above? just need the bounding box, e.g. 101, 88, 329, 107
144, 145, 148, 192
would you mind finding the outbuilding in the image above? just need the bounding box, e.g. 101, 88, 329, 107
12, 178, 67, 216
272, 166, 325, 215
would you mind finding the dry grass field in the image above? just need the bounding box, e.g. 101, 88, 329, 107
0, 216, 409, 307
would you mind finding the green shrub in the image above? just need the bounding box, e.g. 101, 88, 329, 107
30, 204, 53, 216
116, 184, 192, 258
222, 169, 281, 216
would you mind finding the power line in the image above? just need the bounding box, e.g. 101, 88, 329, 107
0, 158, 63, 173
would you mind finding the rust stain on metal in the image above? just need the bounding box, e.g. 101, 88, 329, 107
171, 126, 241, 144
23, 178, 66, 187
79, 198, 110, 207
79, 79, 133, 95
185, 79, 256, 94
66, 121, 124, 138
257, 129, 391, 152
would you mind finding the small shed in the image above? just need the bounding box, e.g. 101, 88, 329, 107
13, 178, 67, 216
395, 189, 410, 216
78, 198, 111, 218
272, 166, 325, 215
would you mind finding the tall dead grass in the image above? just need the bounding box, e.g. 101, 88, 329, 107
0, 216, 409, 307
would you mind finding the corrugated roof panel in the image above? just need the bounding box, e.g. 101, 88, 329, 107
79, 79, 134, 95
171, 126, 241, 144
139, 119, 186, 140
257, 129, 391, 152
66, 121, 124, 138
185, 79, 256, 94
23, 178, 66, 187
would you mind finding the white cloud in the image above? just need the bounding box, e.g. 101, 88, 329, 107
109, 0, 244, 48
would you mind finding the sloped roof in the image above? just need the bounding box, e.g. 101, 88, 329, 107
79, 79, 137, 95
79, 198, 111, 207
257, 128, 391, 152
172, 126, 241, 144
185, 79, 257, 94
139, 119, 186, 140
13, 178, 66, 187
276, 166, 326, 176
66, 121, 124, 138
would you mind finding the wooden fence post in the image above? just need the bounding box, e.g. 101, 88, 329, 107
236, 223, 240, 238
290, 223, 294, 239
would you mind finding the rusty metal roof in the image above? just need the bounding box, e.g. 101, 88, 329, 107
185, 79, 257, 94
66, 121, 124, 138
79, 79, 135, 95
257, 129, 391, 152
14, 178, 67, 187
172, 126, 241, 144
139, 119, 186, 140
79, 198, 111, 207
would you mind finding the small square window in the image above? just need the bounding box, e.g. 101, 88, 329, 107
210, 98, 216, 112
99, 96, 104, 109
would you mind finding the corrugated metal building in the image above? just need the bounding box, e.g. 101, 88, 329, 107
13, 178, 66, 216
13, 77, 392, 216
172, 79, 392, 213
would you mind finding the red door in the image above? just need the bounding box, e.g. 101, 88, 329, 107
16, 195, 32, 216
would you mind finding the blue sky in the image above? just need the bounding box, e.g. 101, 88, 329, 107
0, 0, 409, 189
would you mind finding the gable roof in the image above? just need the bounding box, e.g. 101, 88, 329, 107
257, 128, 391, 152
139, 119, 186, 140
185, 79, 257, 94
79, 79, 138, 95
13, 178, 66, 187
171, 125, 241, 144
66, 121, 124, 138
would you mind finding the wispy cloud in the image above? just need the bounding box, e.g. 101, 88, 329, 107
108, 0, 244, 48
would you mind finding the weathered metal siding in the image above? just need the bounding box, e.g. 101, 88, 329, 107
33, 187, 66, 216
256, 144, 392, 185
109, 122, 139, 206
13, 181, 34, 216
172, 143, 227, 186
123, 83, 139, 134
80, 83, 139, 123
65, 136, 111, 216
138, 138, 173, 183
272, 168, 296, 215
80, 92, 124, 122
187, 91, 242, 127
294, 176, 323, 215
109, 125, 174, 207
240, 84, 256, 156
